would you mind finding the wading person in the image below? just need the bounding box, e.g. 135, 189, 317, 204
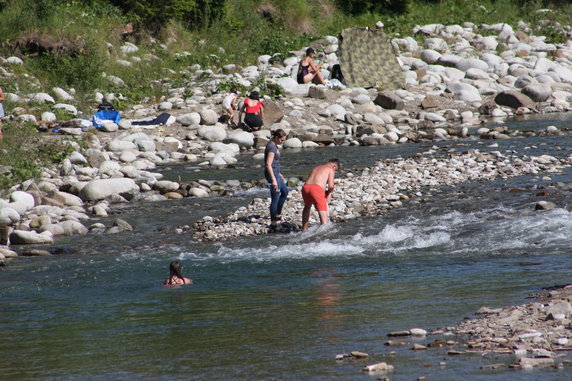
265, 129, 288, 232
164, 261, 193, 286
301, 159, 340, 230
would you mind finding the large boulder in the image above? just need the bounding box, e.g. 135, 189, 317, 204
446, 82, 482, 102
198, 125, 227, 142
79, 178, 139, 201
494, 90, 535, 109
263, 100, 284, 126
522, 84, 552, 102
10, 230, 54, 244
199, 108, 219, 125
42, 221, 88, 236
0, 207, 20, 225
224, 130, 254, 148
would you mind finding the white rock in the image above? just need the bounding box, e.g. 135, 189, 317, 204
41, 112, 57, 122
79, 178, 139, 201
42, 221, 88, 236
198, 125, 227, 142
225, 130, 254, 148
0, 207, 20, 225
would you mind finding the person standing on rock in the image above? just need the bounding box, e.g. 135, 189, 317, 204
239, 91, 264, 131
265, 129, 288, 232
164, 260, 193, 286
301, 159, 340, 230
297, 48, 325, 85
222, 87, 238, 126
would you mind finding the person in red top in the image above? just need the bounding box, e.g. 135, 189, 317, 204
164, 261, 193, 286
239, 91, 264, 131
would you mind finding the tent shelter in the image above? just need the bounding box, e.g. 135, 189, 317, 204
338, 27, 404, 90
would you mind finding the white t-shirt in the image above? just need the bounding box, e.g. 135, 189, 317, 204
222, 93, 237, 109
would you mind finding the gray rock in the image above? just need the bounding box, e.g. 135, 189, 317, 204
10, 230, 54, 244
199, 108, 219, 125
42, 221, 88, 236
522, 84, 552, 102
79, 178, 139, 201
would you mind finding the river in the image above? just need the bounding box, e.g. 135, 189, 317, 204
1, 113, 572, 380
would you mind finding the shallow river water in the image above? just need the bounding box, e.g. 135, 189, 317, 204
1, 114, 572, 380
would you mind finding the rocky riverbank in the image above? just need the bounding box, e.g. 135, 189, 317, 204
1, 19, 572, 264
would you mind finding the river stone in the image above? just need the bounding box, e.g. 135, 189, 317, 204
283, 137, 302, 148
420, 49, 442, 64
10, 191, 35, 210
0, 207, 20, 225
361, 135, 391, 145
177, 112, 201, 126
225, 130, 254, 148
10, 230, 54, 244
455, 58, 489, 72
199, 108, 218, 125
264, 100, 285, 126
522, 84, 552, 102
549, 66, 572, 84
119, 151, 138, 163
41, 111, 56, 122
326, 104, 346, 120
153, 180, 180, 193
53, 191, 83, 206
99, 160, 121, 176
198, 125, 227, 142
189, 187, 209, 197
42, 221, 88, 236
374, 91, 404, 110
446, 82, 482, 102
494, 90, 535, 109
535, 201, 557, 211
108, 140, 137, 152
79, 178, 139, 201
69, 151, 88, 165
363, 362, 394, 373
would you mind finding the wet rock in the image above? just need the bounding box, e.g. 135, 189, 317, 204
362, 362, 394, 373
535, 201, 557, 211
79, 178, 139, 201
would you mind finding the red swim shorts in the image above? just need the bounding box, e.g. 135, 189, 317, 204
302, 184, 328, 212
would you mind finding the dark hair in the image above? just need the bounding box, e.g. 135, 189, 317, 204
329, 158, 340, 169
306, 47, 315, 55
249, 91, 259, 100
168, 261, 184, 284
230, 87, 237, 94
272, 129, 287, 138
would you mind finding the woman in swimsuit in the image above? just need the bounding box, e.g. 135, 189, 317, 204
239, 91, 264, 131
297, 48, 325, 85
164, 261, 193, 286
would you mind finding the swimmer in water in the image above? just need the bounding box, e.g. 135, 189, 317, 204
164, 261, 193, 286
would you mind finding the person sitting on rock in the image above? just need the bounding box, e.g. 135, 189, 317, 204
239, 91, 264, 131
297, 48, 325, 85
164, 260, 193, 286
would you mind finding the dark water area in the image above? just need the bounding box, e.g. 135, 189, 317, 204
1, 113, 572, 380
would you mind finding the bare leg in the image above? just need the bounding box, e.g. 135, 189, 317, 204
318, 211, 329, 225
302, 205, 312, 230
312, 71, 326, 85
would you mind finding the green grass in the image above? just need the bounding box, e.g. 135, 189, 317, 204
0, 121, 76, 193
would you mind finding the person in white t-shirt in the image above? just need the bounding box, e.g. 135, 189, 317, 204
222, 87, 238, 126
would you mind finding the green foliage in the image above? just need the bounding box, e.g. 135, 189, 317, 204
335, 0, 409, 15
216, 78, 247, 95
27, 47, 104, 92
0, 121, 75, 190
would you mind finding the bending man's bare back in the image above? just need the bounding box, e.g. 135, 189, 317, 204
301, 159, 340, 230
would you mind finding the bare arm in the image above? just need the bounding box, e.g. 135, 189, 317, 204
238, 102, 245, 123
326, 170, 335, 195
309, 58, 322, 73
0, 88, 4, 102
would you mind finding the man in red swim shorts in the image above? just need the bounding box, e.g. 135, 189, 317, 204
301, 159, 340, 230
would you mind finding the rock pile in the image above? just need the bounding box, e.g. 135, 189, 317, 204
193, 148, 571, 241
